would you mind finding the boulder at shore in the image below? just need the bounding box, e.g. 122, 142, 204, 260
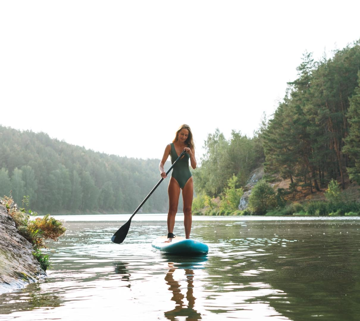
0, 204, 45, 294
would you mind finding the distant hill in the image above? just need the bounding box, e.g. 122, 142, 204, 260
0, 125, 169, 214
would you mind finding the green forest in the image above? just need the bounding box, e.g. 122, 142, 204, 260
1, 40, 360, 216
0, 126, 170, 214
193, 40, 360, 215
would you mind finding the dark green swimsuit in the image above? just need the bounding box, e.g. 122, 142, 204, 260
170, 143, 192, 189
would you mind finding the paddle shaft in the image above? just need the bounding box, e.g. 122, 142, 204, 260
111, 149, 187, 243
128, 150, 186, 221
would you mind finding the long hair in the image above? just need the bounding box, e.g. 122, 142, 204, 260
172, 124, 195, 149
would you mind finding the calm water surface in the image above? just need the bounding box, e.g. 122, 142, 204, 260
1, 214, 360, 320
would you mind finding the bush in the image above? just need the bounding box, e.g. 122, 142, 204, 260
345, 211, 359, 216
287, 202, 304, 214
220, 175, 244, 212
305, 201, 328, 216
248, 180, 277, 214
325, 179, 342, 203
32, 249, 50, 271
27, 215, 66, 248
192, 193, 207, 212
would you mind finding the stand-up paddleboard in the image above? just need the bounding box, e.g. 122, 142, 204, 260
152, 236, 209, 256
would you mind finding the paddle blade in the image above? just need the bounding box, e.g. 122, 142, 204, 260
111, 219, 131, 244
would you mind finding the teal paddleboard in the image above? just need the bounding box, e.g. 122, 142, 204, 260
152, 236, 208, 256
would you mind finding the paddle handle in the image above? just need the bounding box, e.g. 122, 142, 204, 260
129, 150, 186, 220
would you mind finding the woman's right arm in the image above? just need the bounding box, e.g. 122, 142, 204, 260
159, 144, 171, 178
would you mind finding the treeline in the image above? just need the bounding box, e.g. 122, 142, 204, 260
0, 126, 168, 214
263, 40, 360, 190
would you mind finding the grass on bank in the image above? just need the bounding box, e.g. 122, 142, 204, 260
1, 196, 66, 271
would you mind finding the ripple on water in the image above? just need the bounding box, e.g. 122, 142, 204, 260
2, 218, 360, 320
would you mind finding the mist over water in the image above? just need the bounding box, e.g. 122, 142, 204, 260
1, 215, 360, 320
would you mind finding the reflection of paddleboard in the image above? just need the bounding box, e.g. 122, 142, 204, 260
162, 255, 208, 269
152, 236, 209, 256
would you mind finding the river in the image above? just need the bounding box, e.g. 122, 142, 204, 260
1, 214, 360, 320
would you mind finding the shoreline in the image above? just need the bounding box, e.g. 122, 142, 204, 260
0, 204, 46, 294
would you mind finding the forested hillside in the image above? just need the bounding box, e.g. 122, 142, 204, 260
263, 41, 360, 190
194, 40, 360, 215
0, 126, 168, 214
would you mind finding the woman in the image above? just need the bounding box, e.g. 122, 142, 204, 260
159, 124, 197, 240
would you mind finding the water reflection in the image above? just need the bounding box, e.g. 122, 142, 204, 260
162, 255, 207, 321
162, 254, 208, 270
0, 283, 61, 315
113, 262, 131, 283
164, 267, 201, 321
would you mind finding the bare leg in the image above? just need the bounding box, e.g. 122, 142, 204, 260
167, 177, 181, 237
182, 177, 194, 239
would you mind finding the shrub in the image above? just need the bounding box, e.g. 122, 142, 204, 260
248, 180, 277, 214
220, 175, 244, 212
32, 249, 50, 271
325, 179, 342, 203
27, 215, 66, 248
329, 210, 342, 216
305, 201, 328, 216
287, 202, 304, 214
345, 211, 359, 216
192, 193, 207, 212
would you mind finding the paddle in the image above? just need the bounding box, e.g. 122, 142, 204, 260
111, 150, 186, 244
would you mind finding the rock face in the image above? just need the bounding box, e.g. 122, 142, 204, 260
238, 166, 265, 210
0, 204, 45, 294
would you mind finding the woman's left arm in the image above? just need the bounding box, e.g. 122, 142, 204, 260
185, 147, 197, 169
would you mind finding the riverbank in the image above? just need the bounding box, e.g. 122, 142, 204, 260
0, 204, 46, 294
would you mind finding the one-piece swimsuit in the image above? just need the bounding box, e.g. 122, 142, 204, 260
170, 143, 192, 189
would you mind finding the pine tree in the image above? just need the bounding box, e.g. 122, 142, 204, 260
343, 73, 360, 184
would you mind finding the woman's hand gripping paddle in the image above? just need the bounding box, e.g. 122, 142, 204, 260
111, 150, 186, 244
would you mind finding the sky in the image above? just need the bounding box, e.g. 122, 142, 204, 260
1, 1, 359, 161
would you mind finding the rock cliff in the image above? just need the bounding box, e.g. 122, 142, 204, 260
238, 166, 265, 210
0, 204, 45, 294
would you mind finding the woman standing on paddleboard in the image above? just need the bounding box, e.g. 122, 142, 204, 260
159, 124, 197, 240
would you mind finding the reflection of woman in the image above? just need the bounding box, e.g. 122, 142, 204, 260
114, 262, 131, 282
159, 125, 197, 241
164, 265, 201, 320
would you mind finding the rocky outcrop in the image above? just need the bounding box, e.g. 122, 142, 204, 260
0, 204, 45, 294
238, 166, 265, 210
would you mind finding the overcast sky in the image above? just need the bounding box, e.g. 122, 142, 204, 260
1, 1, 359, 160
